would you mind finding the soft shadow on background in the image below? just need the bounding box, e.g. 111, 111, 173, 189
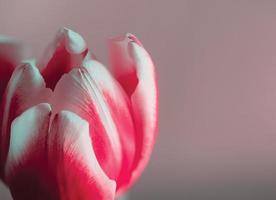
1, 1, 276, 199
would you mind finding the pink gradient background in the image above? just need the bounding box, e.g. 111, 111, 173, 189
1, 0, 276, 199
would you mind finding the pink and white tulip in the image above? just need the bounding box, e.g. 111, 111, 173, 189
0, 28, 158, 200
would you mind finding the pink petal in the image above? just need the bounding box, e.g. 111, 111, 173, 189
0, 36, 30, 101
0, 61, 51, 177
39, 28, 88, 89
5, 103, 57, 200
51, 67, 122, 180
48, 111, 116, 200
5, 105, 115, 200
109, 34, 158, 193
83, 59, 136, 190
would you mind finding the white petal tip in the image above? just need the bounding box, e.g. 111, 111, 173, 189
58, 110, 87, 125
16, 59, 40, 75
110, 33, 143, 47
125, 33, 143, 46
62, 28, 86, 54
0, 35, 18, 44
21, 58, 36, 67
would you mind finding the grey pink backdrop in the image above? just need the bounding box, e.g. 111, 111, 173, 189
0, 0, 276, 199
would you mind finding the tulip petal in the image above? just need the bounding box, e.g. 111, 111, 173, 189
109, 34, 158, 192
0, 36, 30, 101
5, 103, 57, 200
48, 111, 116, 200
83, 59, 136, 190
39, 28, 88, 89
51, 67, 122, 180
0, 61, 51, 176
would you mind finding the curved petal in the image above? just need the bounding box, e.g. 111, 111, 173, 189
39, 28, 88, 89
51, 67, 122, 180
109, 34, 158, 193
0, 36, 30, 101
0, 61, 51, 176
5, 103, 58, 200
48, 111, 116, 200
83, 59, 136, 190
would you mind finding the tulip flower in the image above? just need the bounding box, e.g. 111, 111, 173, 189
0, 28, 158, 200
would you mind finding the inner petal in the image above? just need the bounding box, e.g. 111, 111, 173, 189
39, 28, 88, 89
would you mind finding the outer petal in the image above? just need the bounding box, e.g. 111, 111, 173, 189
5, 103, 58, 200
39, 28, 88, 89
51, 67, 122, 180
83, 59, 136, 190
0, 36, 30, 101
48, 111, 116, 200
109, 34, 158, 192
0, 61, 51, 176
